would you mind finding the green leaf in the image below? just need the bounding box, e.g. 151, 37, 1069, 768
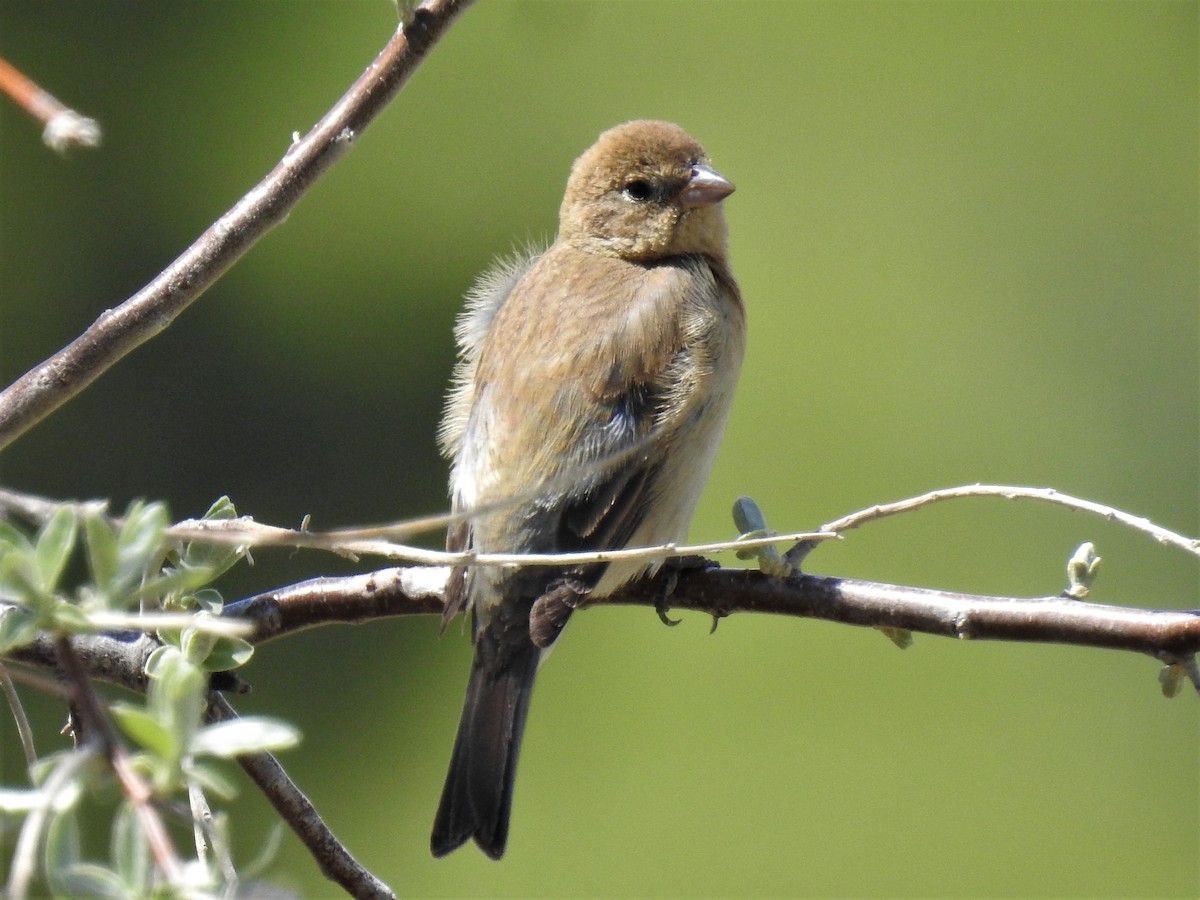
198, 636, 255, 672
202, 496, 238, 521
0, 605, 41, 652
111, 801, 150, 897
54, 863, 131, 899
44, 808, 83, 892
84, 508, 119, 596
0, 520, 35, 554
113, 501, 169, 603
48, 600, 92, 633
34, 507, 78, 595
185, 758, 241, 801
190, 717, 301, 758
183, 496, 244, 578
111, 704, 178, 760
0, 546, 42, 606
182, 625, 219, 667
144, 644, 177, 679
191, 587, 225, 615
0, 779, 82, 813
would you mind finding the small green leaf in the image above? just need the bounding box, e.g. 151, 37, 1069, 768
111, 704, 178, 760
113, 501, 169, 602
144, 644, 178, 679
731, 496, 793, 576
185, 758, 241, 801
0, 605, 41, 652
84, 508, 119, 595
35, 507, 78, 594
732, 496, 769, 535
44, 808, 83, 892
190, 717, 301, 758
48, 601, 92, 633
198, 636, 254, 672
0, 546, 42, 606
54, 863, 131, 899
0, 519, 35, 553
183, 497, 244, 578
202, 496, 238, 521
0, 779, 82, 813
191, 588, 225, 615
1159, 663, 1186, 699
111, 801, 150, 897
877, 625, 914, 650
1065, 542, 1102, 600
182, 622, 219, 665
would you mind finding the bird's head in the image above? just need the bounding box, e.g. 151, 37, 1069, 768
558, 120, 734, 262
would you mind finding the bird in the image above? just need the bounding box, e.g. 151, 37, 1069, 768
431, 120, 745, 860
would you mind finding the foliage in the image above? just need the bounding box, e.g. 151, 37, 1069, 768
0, 498, 297, 898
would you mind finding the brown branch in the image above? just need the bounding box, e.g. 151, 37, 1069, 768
220, 565, 1200, 662
0, 56, 101, 153
206, 693, 396, 899
6, 557, 1195, 894
0, 0, 475, 453
11, 564, 1199, 696
610, 566, 1200, 660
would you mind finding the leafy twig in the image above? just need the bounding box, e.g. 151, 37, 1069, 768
53, 636, 184, 885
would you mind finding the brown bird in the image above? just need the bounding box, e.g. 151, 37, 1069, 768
432, 120, 745, 859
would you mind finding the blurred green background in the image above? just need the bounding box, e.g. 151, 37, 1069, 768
1, 1, 1196, 896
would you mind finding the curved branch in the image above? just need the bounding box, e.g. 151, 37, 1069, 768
0, 0, 474, 452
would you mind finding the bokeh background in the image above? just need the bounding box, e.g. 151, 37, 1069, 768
2, 1, 1197, 896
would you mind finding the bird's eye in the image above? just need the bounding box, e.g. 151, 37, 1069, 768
622, 179, 655, 202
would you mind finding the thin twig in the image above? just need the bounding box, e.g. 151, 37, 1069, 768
0, 664, 38, 766
816, 484, 1200, 558
168, 515, 835, 570
0, 0, 475, 453
0, 57, 101, 154
206, 693, 395, 899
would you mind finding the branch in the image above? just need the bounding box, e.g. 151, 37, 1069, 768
16, 563, 1192, 694
0, 57, 101, 154
809, 484, 1200, 560
0, 0, 474, 453
206, 694, 396, 900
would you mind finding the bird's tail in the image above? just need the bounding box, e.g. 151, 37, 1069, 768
431, 635, 541, 859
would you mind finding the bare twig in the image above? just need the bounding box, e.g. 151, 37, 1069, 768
207, 693, 395, 899
814, 484, 1200, 558
0, 0, 475, 453
0, 57, 101, 154
168, 514, 834, 570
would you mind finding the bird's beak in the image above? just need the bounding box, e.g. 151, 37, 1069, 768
680, 164, 735, 208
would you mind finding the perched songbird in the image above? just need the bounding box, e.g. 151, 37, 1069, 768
432, 120, 745, 859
